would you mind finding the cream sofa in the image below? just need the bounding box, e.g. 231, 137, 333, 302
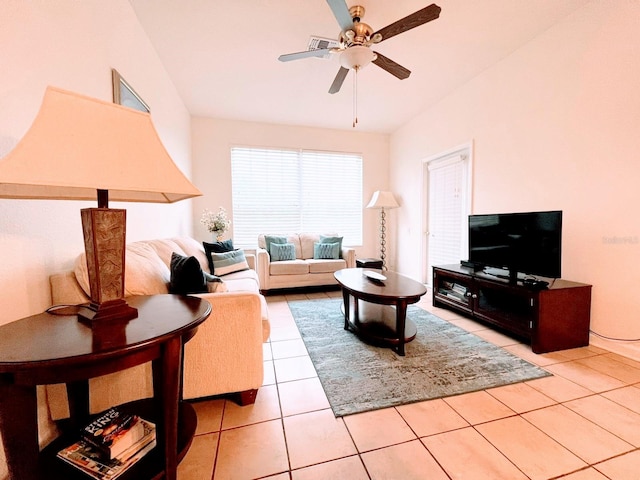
256, 233, 356, 292
46, 237, 270, 420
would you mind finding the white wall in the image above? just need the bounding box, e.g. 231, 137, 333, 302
0, 2, 193, 475
0, 1, 194, 324
190, 117, 390, 263
391, 1, 640, 352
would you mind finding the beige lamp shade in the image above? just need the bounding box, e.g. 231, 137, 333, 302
0, 86, 202, 325
366, 190, 399, 209
0, 86, 201, 203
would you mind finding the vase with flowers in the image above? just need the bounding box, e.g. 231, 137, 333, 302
200, 207, 231, 241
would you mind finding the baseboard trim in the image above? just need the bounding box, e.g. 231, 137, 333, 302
589, 334, 640, 362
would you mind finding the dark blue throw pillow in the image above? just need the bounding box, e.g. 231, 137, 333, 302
169, 252, 208, 295
203, 239, 235, 273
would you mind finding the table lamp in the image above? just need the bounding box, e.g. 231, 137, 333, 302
366, 190, 399, 270
0, 86, 202, 325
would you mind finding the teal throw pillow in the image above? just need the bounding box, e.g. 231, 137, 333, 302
270, 242, 296, 261
313, 242, 340, 260
320, 235, 343, 258
264, 235, 287, 255
211, 249, 249, 276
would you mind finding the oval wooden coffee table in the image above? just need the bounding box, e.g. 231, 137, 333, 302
334, 268, 427, 356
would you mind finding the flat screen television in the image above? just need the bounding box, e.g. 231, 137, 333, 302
468, 210, 562, 283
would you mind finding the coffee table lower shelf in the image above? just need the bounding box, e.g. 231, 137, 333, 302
39, 398, 197, 480
343, 299, 418, 348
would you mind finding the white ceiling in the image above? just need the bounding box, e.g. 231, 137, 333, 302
129, 0, 589, 134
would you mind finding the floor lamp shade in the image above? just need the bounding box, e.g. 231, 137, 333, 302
366, 191, 400, 210
0, 86, 202, 324
366, 191, 399, 270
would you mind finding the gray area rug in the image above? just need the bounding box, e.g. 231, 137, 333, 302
288, 298, 551, 417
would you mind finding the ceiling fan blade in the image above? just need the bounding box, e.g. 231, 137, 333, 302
373, 4, 441, 43
278, 48, 332, 62
326, 0, 353, 32
329, 67, 349, 94
372, 52, 411, 80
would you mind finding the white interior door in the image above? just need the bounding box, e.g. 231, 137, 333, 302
423, 147, 471, 285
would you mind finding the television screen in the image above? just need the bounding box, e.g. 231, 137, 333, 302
468, 210, 562, 280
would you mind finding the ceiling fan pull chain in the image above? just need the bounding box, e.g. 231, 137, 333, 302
353, 66, 359, 128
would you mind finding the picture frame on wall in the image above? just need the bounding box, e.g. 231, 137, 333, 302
111, 68, 150, 112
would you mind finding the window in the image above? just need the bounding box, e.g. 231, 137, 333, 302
231, 147, 363, 247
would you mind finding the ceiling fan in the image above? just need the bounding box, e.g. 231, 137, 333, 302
278, 1, 441, 94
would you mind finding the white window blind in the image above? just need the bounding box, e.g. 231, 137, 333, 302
231, 147, 363, 247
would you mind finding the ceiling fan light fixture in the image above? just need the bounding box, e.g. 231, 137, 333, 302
340, 45, 376, 70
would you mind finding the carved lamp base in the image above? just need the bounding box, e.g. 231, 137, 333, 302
78, 207, 137, 325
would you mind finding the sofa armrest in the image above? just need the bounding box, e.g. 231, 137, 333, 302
50, 271, 89, 305
46, 291, 269, 419
244, 252, 256, 270
184, 291, 266, 399
256, 247, 270, 291
342, 247, 356, 268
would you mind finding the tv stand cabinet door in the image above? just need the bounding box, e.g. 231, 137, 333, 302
432, 268, 473, 315
532, 285, 592, 353
473, 279, 534, 341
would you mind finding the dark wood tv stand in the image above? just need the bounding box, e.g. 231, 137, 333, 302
432, 265, 592, 353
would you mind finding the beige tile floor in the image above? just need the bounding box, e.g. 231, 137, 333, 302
178, 290, 640, 480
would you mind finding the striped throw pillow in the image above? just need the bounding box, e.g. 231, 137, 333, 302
211, 250, 249, 276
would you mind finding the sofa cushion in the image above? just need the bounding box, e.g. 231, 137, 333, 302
269, 259, 309, 275
211, 249, 250, 276
300, 233, 341, 259
202, 239, 234, 273
220, 268, 260, 292
207, 280, 228, 293
223, 276, 259, 293
172, 237, 211, 272
148, 239, 187, 268
313, 241, 340, 259
74, 242, 171, 297
170, 252, 209, 294
299, 233, 320, 259
271, 243, 296, 261
307, 258, 347, 274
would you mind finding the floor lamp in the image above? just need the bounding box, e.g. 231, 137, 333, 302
0, 86, 202, 326
366, 190, 399, 270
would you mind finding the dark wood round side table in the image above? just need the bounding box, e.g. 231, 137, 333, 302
0, 294, 211, 480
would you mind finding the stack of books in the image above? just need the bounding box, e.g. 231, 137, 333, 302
57, 407, 156, 480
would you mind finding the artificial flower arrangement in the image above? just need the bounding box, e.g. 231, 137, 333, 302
200, 207, 231, 240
